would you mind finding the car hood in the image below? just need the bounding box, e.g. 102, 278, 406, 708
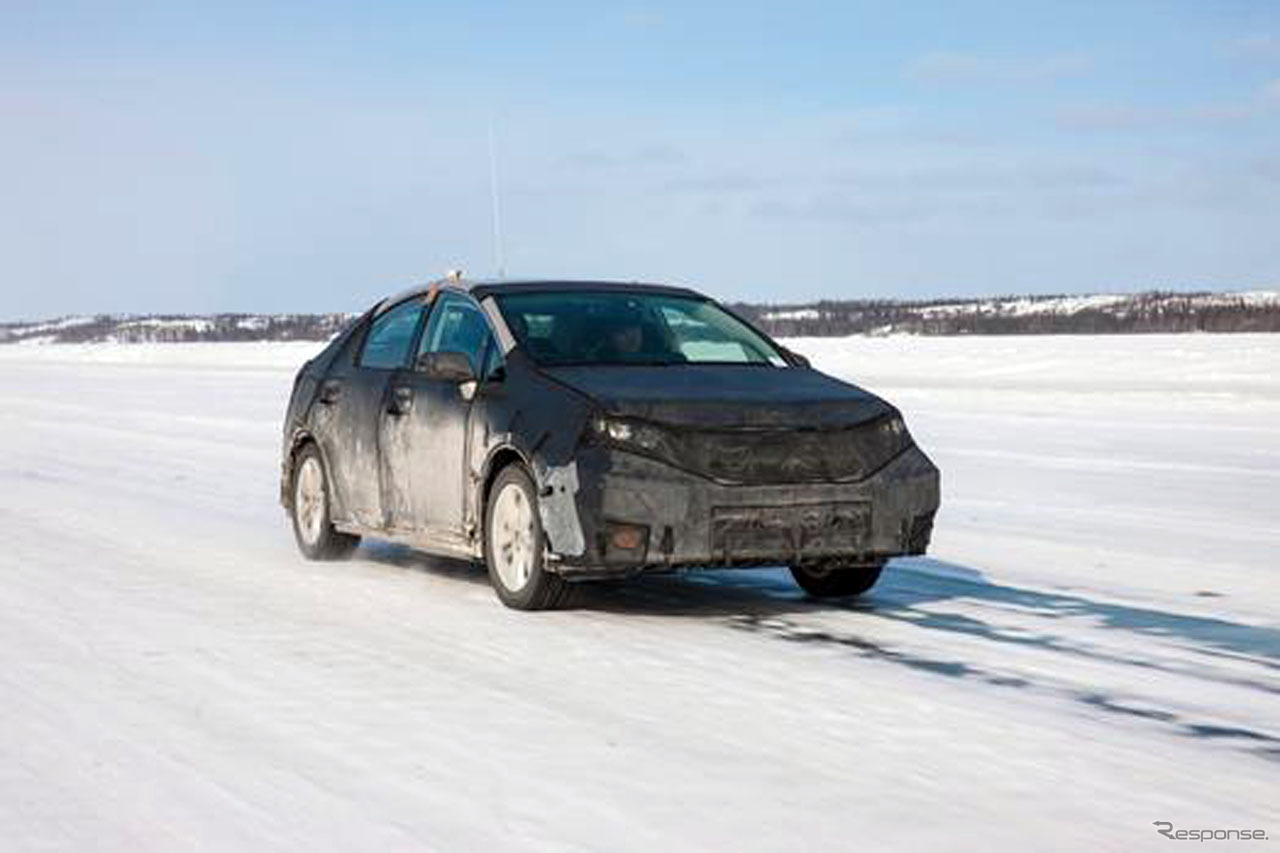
540, 364, 894, 428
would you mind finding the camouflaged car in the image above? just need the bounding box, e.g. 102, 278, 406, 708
281, 279, 940, 609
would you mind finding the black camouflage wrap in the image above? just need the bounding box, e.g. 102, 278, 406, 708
281, 280, 940, 576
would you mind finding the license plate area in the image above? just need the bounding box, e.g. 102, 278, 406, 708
710, 502, 870, 560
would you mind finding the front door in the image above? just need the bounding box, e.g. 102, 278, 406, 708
382, 292, 499, 538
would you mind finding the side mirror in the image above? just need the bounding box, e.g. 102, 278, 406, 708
417, 350, 476, 383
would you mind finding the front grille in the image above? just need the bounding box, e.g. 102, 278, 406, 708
664, 418, 908, 485
711, 502, 871, 561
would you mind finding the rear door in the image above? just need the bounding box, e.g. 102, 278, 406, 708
314, 297, 428, 529
382, 292, 499, 538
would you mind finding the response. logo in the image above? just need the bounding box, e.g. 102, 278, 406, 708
1154, 821, 1269, 841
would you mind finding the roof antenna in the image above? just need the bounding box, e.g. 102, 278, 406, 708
487, 117, 506, 279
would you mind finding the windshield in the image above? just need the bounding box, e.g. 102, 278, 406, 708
495, 291, 790, 367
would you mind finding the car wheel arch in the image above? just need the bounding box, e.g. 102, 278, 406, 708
286, 430, 338, 513
283, 430, 315, 509
479, 445, 533, 516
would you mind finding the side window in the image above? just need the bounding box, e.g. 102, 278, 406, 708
417, 294, 499, 377
359, 299, 425, 369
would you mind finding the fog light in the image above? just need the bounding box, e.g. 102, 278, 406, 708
607, 522, 648, 552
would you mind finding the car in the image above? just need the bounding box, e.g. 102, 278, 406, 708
280, 278, 940, 609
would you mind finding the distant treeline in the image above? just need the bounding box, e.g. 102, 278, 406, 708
0, 313, 356, 345
730, 291, 1280, 337
2, 291, 1278, 344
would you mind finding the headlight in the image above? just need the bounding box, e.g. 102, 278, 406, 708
869, 414, 912, 461
591, 416, 668, 453
881, 415, 907, 441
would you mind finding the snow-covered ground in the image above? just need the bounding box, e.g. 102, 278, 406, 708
1, 335, 1277, 851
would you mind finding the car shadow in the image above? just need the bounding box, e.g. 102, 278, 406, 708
354, 541, 492, 588
583, 556, 1280, 755
353, 542, 1280, 754
582, 557, 1280, 666
357, 541, 1280, 674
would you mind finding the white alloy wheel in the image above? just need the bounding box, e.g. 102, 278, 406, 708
294, 455, 326, 547
490, 479, 537, 592
289, 444, 359, 560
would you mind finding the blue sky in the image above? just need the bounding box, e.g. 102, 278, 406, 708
3, 1, 1279, 317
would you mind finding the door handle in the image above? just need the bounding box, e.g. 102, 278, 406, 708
318, 379, 342, 404
388, 386, 414, 416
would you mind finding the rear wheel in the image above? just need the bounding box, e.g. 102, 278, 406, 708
291, 444, 360, 560
484, 465, 572, 610
790, 561, 884, 598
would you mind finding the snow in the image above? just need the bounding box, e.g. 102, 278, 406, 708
910, 291, 1280, 322
1197, 290, 1280, 308
0, 340, 322, 369
760, 308, 823, 321
1000, 293, 1131, 316
3, 315, 97, 335
116, 317, 216, 333
918, 301, 986, 318
1, 336, 1277, 850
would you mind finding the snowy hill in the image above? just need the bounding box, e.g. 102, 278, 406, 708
735, 290, 1280, 336
3, 290, 1279, 344
0, 312, 356, 345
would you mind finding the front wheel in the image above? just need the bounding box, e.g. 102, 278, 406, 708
790, 561, 884, 598
291, 444, 360, 560
484, 465, 572, 610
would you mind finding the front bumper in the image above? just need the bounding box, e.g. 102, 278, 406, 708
546, 444, 940, 577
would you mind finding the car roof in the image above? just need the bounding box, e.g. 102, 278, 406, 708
467, 279, 704, 300
377, 278, 705, 311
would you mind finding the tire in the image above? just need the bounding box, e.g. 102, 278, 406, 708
789, 561, 885, 598
290, 444, 360, 560
483, 464, 572, 610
